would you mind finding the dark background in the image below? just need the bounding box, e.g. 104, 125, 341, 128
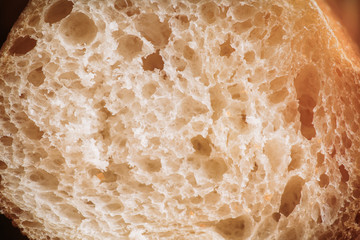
0, 0, 30, 239
0, 0, 359, 240
0, 0, 29, 49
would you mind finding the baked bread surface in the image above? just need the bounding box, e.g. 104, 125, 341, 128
1, 0, 360, 239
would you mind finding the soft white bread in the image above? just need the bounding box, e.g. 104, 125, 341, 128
1, 0, 360, 239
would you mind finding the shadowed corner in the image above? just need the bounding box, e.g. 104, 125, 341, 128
0, 1, 30, 240
0, 0, 29, 49
325, 0, 360, 48
0, 214, 29, 240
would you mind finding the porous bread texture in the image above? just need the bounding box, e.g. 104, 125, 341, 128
1, 0, 360, 239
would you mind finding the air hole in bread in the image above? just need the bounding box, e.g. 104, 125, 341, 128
0, 136, 13, 146
316, 152, 324, 167
60, 12, 98, 45
59, 71, 79, 85
104, 202, 124, 213
216, 205, 230, 216
248, 67, 265, 83
42, 156, 65, 171
114, 0, 132, 11
272, 212, 281, 222
19, 93, 26, 99
27, 67, 45, 87
58, 204, 84, 224
288, 144, 304, 171
220, 38, 235, 57
128, 214, 148, 224
103, 171, 118, 183
191, 135, 212, 156
142, 51, 164, 71
171, 56, 186, 71
227, 184, 240, 195
88, 53, 102, 64
183, 45, 195, 60
353, 187, 360, 199
144, 114, 157, 126
0, 160, 8, 170
255, 12, 271, 27
174, 15, 190, 29
135, 182, 154, 193
126, 8, 140, 17
232, 20, 253, 34
204, 191, 220, 205
267, 25, 285, 45
268, 87, 289, 104
253, 12, 265, 27
45, 62, 59, 74
299, 96, 316, 135
355, 212, 360, 225
190, 195, 202, 204
180, 96, 208, 120
97, 101, 112, 119
13, 111, 26, 124
204, 157, 227, 181
9, 36, 37, 56
233, 4, 256, 21
44, 0, 74, 24
22, 119, 44, 140
84, 200, 95, 207
187, 156, 202, 170
244, 51, 255, 63
117, 88, 135, 103
339, 164, 349, 183
135, 13, 171, 48
279, 176, 304, 217
227, 107, 249, 133
270, 76, 287, 91
117, 35, 143, 61
27, 152, 41, 165
326, 195, 338, 210
191, 120, 206, 132
181, 46, 202, 76
29, 169, 59, 190
264, 138, 285, 171
186, 173, 198, 186
341, 132, 352, 149
318, 173, 329, 188
22, 221, 42, 228
142, 82, 157, 98
249, 28, 267, 41
283, 101, 298, 123
227, 84, 248, 101
138, 158, 162, 173
28, 15, 40, 27
294, 65, 320, 140
200, 2, 219, 24
271, 5, 283, 16
211, 84, 227, 121
215, 215, 252, 239
11, 207, 23, 215
70, 80, 84, 89
3, 122, 18, 134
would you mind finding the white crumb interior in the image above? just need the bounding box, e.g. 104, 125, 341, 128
1, 0, 360, 240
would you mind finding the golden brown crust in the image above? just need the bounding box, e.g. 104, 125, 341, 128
315, 0, 360, 68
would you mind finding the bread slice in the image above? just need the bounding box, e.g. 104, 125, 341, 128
1, 0, 360, 239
